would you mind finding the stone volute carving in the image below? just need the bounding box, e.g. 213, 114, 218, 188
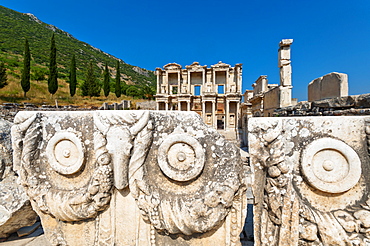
12, 110, 247, 246
249, 116, 370, 246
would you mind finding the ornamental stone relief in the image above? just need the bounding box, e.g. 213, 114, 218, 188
249, 116, 370, 246
300, 137, 361, 194
11, 110, 247, 246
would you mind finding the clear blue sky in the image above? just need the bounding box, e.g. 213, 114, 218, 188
1, 0, 370, 101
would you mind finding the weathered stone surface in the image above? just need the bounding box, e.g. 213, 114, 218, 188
278, 39, 293, 87
12, 110, 247, 245
311, 95, 356, 108
308, 72, 348, 102
249, 116, 370, 246
274, 93, 370, 117
0, 118, 37, 238
356, 93, 370, 108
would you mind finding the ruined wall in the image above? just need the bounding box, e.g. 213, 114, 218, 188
308, 72, 348, 102
274, 93, 370, 117
263, 87, 280, 116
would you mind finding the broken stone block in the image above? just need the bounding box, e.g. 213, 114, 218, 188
308, 72, 348, 102
12, 110, 248, 246
311, 95, 356, 108
356, 93, 370, 108
0, 118, 37, 239
249, 116, 370, 246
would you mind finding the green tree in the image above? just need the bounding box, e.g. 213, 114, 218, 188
21, 38, 31, 97
0, 62, 7, 88
69, 55, 77, 97
121, 81, 128, 95
48, 34, 58, 96
31, 67, 47, 81
140, 83, 155, 99
81, 61, 100, 97
103, 63, 110, 97
126, 85, 141, 98
115, 60, 121, 98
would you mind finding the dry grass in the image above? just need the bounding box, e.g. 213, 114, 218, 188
0, 73, 143, 108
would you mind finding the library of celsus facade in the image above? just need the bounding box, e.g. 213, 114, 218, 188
155, 61, 242, 139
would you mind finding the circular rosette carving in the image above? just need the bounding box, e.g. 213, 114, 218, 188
157, 133, 205, 182
16, 114, 114, 222
301, 138, 361, 193
134, 121, 244, 236
46, 131, 85, 175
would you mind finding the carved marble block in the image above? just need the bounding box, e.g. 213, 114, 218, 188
12, 111, 247, 246
249, 116, 370, 246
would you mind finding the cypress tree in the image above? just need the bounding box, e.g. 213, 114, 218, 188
21, 38, 31, 97
103, 63, 110, 97
115, 60, 121, 98
48, 34, 58, 96
69, 55, 77, 97
0, 62, 7, 89
81, 62, 100, 97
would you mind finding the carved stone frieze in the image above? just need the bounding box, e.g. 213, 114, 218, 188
249, 116, 370, 246
12, 111, 247, 246
12, 112, 113, 223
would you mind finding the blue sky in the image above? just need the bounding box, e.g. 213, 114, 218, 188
1, 0, 370, 101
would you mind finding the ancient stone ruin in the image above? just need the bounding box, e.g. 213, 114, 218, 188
0, 118, 38, 239
155, 61, 243, 141
1, 38, 370, 245
308, 72, 348, 102
249, 116, 370, 245
0, 108, 370, 246
10, 110, 248, 245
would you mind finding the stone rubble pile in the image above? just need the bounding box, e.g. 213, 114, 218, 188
274, 93, 370, 116
99, 100, 132, 110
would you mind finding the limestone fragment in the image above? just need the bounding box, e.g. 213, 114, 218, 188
0, 118, 37, 238
12, 110, 247, 246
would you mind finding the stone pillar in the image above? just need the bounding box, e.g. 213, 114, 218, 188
187, 101, 191, 111
278, 39, 293, 87
202, 71, 206, 94
225, 70, 229, 93
225, 100, 229, 130
236, 102, 240, 129
165, 102, 168, 111
178, 102, 181, 111
178, 71, 181, 88
202, 101, 205, 119
164, 71, 169, 94
212, 101, 217, 129
156, 69, 161, 94
188, 71, 191, 93
156, 102, 159, 110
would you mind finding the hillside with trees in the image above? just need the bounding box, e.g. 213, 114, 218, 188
0, 5, 156, 106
